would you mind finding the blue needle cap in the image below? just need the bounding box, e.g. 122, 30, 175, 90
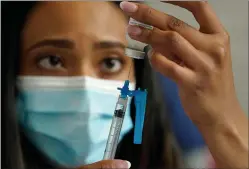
133, 88, 147, 144
117, 80, 147, 144
117, 80, 131, 98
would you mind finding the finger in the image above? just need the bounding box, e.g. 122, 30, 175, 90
80, 160, 131, 169
150, 51, 196, 86
128, 25, 208, 71
122, 1, 195, 31
164, 1, 224, 33
120, 1, 208, 49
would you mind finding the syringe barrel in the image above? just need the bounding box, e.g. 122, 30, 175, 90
103, 96, 128, 160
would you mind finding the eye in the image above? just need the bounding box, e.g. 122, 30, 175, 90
38, 55, 63, 70
100, 58, 123, 74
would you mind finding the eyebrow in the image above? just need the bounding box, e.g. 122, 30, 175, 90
27, 39, 75, 52
94, 41, 126, 49
26, 39, 126, 52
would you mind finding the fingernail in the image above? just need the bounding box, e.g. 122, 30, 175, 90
120, 2, 138, 13
147, 48, 154, 60
147, 49, 154, 67
144, 45, 154, 67
127, 25, 142, 36
117, 160, 131, 169
126, 161, 131, 169
144, 45, 154, 60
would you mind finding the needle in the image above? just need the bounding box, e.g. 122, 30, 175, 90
127, 63, 132, 80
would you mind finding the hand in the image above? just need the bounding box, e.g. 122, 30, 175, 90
120, 2, 249, 168
120, 1, 243, 129
78, 160, 131, 169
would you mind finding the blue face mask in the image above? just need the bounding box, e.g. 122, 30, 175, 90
16, 76, 135, 168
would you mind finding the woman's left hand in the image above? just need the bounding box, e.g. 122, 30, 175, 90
120, 1, 248, 168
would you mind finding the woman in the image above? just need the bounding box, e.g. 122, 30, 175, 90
120, 1, 248, 169
3, 1, 248, 169
2, 2, 181, 169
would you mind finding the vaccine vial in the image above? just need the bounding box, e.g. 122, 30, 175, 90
129, 18, 153, 30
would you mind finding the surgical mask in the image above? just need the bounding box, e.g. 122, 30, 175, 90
16, 76, 135, 168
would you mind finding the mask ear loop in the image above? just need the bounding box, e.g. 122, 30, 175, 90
16, 88, 29, 126
16, 80, 32, 128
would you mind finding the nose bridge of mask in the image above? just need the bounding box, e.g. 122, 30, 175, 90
17, 76, 134, 111
16, 76, 135, 125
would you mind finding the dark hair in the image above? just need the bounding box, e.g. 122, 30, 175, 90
2, 2, 182, 169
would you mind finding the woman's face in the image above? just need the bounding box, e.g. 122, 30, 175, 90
20, 2, 134, 81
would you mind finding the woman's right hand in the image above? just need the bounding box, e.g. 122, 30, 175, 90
78, 160, 131, 169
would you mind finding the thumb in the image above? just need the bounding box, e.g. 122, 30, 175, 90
79, 160, 131, 169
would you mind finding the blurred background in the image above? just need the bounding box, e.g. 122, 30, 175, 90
146, 0, 248, 115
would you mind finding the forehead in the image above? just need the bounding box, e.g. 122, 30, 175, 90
22, 2, 128, 50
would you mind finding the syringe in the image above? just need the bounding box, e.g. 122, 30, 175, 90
103, 95, 128, 160
103, 19, 151, 159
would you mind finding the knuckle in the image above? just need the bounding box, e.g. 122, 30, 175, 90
110, 163, 116, 169
206, 62, 217, 75
146, 7, 153, 16
143, 28, 154, 42
215, 45, 226, 58
210, 33, 230, 65
190, 1, 208, 14
193, 76, 206, 93
165, 31, 181, 47
97, 162, 109, 169
101, 163, 113, 169
140, 5, 153, 20
221, 31, 230, 44
167, 65, 179, 79
98, 164, 105, 169
197, 1, 209, 8
168, 16, 185, 30
204, 64, 218, 78
211, 43, 227, 64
